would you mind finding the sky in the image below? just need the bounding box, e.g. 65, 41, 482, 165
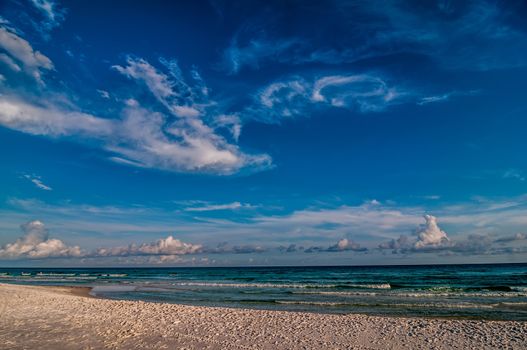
1, 0, 527, 267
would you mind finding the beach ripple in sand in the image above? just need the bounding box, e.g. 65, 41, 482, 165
0, 283, 526, 349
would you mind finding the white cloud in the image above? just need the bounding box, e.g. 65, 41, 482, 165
113, 58, 175, 104
107, 102, 270, 174
414, 215, 450, 249
0, 220, 82, 259
417, 90, 479, 106
23, 174, 52, 191
95, 235, 202, 257
0, 96, 114, 137
327, 238, 365, 252
0, 53, 21, 71
97, 89, 110, 99
184, 201, 252, 212
109, 58, 272, 174
377, 215, 451, 251
30, 0, 65, 32
0, 92, 270, 175
311, 74, 400, 112
0, 26, 53, 83
254, 74, 405, 122
417, 93, 451, 105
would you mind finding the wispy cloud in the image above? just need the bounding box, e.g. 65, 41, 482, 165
23, 174, 52, 191
29, 0, 66, 35
220, 1, 527, 72
184, 201, 253, 212
251, 73, 407, 123
503, 169, 525, 182
0, 55, 271, 175
222, 37, 303, 74
417, 90, 479, 106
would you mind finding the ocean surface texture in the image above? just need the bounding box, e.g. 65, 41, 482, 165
1, 264, 526, 320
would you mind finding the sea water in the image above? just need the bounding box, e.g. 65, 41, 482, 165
1, 264, 526, 320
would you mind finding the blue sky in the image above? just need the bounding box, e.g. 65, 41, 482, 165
1, 0, 527, 266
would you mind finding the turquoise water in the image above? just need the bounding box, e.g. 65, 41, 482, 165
1, 264, 526, 320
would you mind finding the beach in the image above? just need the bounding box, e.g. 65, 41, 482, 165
0, 283, 525, 349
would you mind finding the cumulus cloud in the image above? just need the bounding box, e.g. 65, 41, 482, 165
306, 238, 366, 253
0, 220, 82, 259
95, 235, 202, 257
378, 215, 451, 252
23, 174, 52, 191
414, 215, 450, 249
375, 215, 514, 255
0, 26, 53, 83
327, 238, 366, 252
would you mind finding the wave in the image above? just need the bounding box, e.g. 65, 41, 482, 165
275, 300, 498, 310
172, 282, 391, 289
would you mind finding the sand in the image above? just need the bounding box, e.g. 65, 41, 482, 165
0, 283, 525, 349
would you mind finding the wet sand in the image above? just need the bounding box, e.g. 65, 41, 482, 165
0, 283, 525, 349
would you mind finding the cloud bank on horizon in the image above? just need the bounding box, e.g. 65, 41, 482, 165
1, 0, 527, 265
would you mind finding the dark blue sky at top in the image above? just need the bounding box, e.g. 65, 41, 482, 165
1, 0, 527, 266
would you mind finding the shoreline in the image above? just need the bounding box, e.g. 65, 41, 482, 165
1, 283, 526, 349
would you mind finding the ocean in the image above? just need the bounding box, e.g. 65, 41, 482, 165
1, 264, 526, 320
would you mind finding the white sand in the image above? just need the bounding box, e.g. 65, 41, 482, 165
0, 283, 525, 349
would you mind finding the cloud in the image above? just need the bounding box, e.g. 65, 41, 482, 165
378, 235, 411, 250
0, 220, 82, 259
304, 238, 366, 253
494, 233, 527, 244
113, 58, 176, 107
23, 174, 52, 191
95, 235, 202, 257
0, 59, 271, 175
311, 74, 400, 112
220, 1, 527, 72
0, 26, 54, 83
204, 242, 266, 254
417, 90, 479, 106
184, 201, 252, 212
327, 238, 366, 252
30, 0, 65, 34
0, 96, 114, 137
378, 215, 451, 252
252, 74, 405, 123
503, 169, 525, 182
108, 57, 272, 174
222, 37, 302, 74
97, 89, 110, 99
414, 215, 450, 249
417, 93, 452, 105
